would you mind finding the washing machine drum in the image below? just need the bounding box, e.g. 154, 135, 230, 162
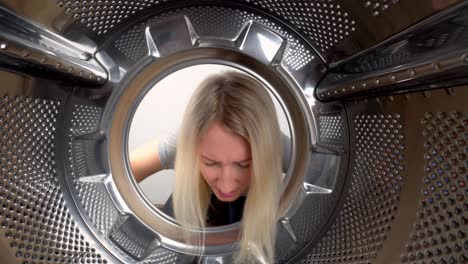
0, 1, 467, 263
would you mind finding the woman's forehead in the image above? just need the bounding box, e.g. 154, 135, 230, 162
199, 122, 251, 160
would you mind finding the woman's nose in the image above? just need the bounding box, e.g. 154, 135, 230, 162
218, 167, 237, 192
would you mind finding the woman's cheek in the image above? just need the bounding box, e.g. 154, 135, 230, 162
200, 166, 217, 184
241, 170, 252, 187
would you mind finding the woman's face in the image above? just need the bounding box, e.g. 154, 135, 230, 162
198, 122, 252, 202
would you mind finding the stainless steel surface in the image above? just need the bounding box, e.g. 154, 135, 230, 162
3, 0, 461, 65
0, 70, 119, 264
299, 86, 467, 264
318, 1, 468, 101
318, 50, 468, 100
58, 6, 338, 262
0, 1, 467, 263
235, 21, 286, 65
0, 6, 107, 85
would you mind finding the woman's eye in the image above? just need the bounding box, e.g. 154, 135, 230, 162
204, 162, 218, 167
236, 163, 250, 168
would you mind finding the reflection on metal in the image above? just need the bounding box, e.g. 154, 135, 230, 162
364, 0, 401, 16
280, 218, 297, 243
400, 108, 467, 264
319, 1, 468, 100
333, 1, 468, 72
278, 138, 345, 253
318, 49, 468, 100
110, 216, 162, 260
145, 15, 199, 58
0, 1, 466, 264
77, 173, 108, 183
145, 15, 287, 66
235, 22, 286, 65
1, 0, 463, 66
303, 184, 332, 194
95, 11, 329, 259
0, 7, 107, 85
0, 70, 118, 263
104, 50, 315, 257
301, 86, 468, 264
203, 255, 232, 264
145, 27, 160, 58
73, 130, 106, 141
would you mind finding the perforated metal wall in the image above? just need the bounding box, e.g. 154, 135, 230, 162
112, 5, 316, 73
301, 113, 405, 263
245, 0, 356, 53
0, 94, 108, 264
68, 104, 119, 237
0, 1, 467, 264
297, 86, 468, 264
400, 111, 467, 264
58, 0, 356, 54
57, 0, 167, 35
318, 113, 346, 152
274, 105, 349, 263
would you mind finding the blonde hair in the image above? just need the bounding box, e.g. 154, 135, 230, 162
173, 70, 282, 263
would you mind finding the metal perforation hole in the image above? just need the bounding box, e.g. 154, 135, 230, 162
318, 114, 345, 151
0, 95, 105, 263
401, 111, 467, 263
113, 5, 316, 71
301, 113, 405, 263
57, 0, 166, 35
364, 0, 401, 16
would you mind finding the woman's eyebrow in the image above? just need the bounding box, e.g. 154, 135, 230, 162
236, 158, 252, 163
201, 155, 251, 163
200, 155, 217, 162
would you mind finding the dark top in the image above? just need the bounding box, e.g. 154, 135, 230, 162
162, 194, 246, 226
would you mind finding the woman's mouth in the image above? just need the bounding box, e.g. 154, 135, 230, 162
218, 190, 236, 198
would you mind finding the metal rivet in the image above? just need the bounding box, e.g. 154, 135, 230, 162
432, 63, 440, 71
56, 63, 61, 69
0, 43, 7, 49
362, 83, 367, 88
375, 79, 380, 85
40, 57, 47, 63
351, 85, 356, 90
409, 69, 416, 76
390, 75, 396, 81
68, 67, 73, 72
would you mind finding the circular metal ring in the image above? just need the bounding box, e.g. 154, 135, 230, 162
105, 47, 314, 255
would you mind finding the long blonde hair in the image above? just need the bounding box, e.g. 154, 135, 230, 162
173, 70, 282, 263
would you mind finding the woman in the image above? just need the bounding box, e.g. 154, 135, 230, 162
131, 71, 284, 263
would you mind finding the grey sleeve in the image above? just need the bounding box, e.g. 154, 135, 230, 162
158, 131, 177, 170
158, 130, 291, 172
